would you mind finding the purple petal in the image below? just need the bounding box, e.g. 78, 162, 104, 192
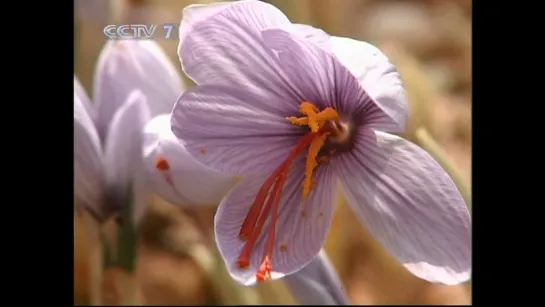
331, 36, 408, 133
93, 40, 184, 140
103, 90, 151, 215
289, 24, 332, 52
215, 158, 336, 286
334, 130, 471, 285
178, 0, 307, 114
261, 28, 400, 132
284, 249, 350, 305
74, 90, 104, 216
178, 1, 235, 41
171, 85, 304, 175
143, 114, 236, 206
74, 76, 94, 117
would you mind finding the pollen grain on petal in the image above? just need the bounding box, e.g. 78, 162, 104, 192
200, 147, 207, 154
155, 156, 170, 171
279, 244, 288, 252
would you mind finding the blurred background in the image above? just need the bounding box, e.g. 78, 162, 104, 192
74, 0, 471, 305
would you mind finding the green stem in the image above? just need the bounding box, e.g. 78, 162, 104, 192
115, 185, 142, 305
116, 215, 137, 273
415, 128, 471, 210
117, 184, 138, 273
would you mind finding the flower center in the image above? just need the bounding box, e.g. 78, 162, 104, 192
236, 101, 340, 282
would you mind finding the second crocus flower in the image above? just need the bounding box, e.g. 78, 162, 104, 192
92, 40, 235, 208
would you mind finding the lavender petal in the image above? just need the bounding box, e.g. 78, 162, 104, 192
93, 40, 184, 140
74, 89, 104, 214
178, 0, 306, 114
171, 85, 304, 176
262, 28, 399, 132
143, 114, 236, 206
103, 90, 151, 218
289, 24, 332, 52
74, 76, 94, 118
284, 249, 350, 305
331, 36, 408, 133
334, 129, 471, 285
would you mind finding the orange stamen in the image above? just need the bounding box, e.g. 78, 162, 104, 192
288, 101, 338, 199
238, 132, 316, 241
286, 102, 339, 132
256, 173, 285, 281
236, 101, 339, 282
303, 132, 329, 199
237, 172, 286, 269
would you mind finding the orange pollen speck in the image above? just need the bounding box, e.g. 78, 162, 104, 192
200, 147, 207, 154
235, 101, 339, 283
279, 244, 288, 252
155, 156, 170, 171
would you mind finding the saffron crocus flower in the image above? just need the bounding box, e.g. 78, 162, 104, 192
171, 0, 471, 286
93, 40, 185, 141
284, 249, 350, 305
74, 76, 151, 222
142, 114, 236, 206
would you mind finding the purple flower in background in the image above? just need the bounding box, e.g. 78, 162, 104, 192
284, 249, 350, 305
171, 0, 471, 286
75, 39, 184, 221
142, 114, 236, 206
74, 76, 151, 222
93, 40, 185, 141
88, 39, 229, 210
